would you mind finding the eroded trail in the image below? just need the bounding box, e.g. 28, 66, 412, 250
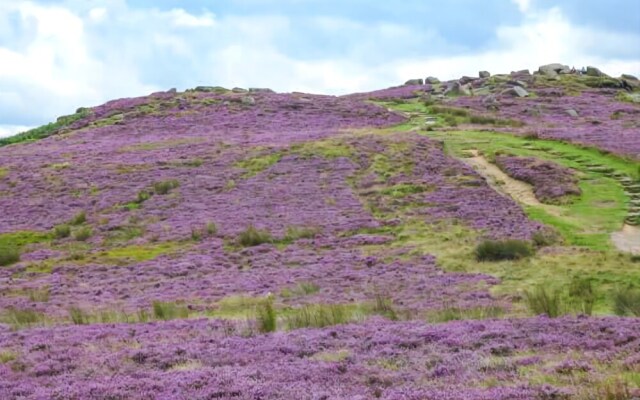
611, 224, 640, 255
464, 149, 639, 255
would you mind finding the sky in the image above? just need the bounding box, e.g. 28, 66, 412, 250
0, 0, 639, 137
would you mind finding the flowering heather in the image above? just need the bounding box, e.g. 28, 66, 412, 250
1, 76, 638, 399
1, 316, 639, 399
495, 155, 581, 204
453, 89, 640, 159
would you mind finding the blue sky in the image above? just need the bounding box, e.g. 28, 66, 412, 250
0, 0, 639, 137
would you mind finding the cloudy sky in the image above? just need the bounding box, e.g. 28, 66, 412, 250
0, 0, 639, 137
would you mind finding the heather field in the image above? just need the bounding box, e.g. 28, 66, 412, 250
1, 70, 640, 399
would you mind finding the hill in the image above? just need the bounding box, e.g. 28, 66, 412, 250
0, 64, 639, 399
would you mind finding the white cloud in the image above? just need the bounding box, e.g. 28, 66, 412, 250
512, 0, 532, 13
165, 8, 215, 28
0, 125, 31, 139
0, 0, 639, 129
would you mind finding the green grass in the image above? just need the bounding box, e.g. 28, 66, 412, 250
235, 152, 282, 177
100, 242, 181, 263
0, 167, 7, 179
0, 108, 91, 147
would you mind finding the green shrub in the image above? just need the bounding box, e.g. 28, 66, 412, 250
153, 179, 180, 195
475, 239, 533, 261
237, 225, 272, 247
612, 286, 640, 317
206, 222, 218, 236
427, 306, 505, 323
53, 224, 71, 239
0, 244, 20, 266
524, 285, 563, 317
256, 298, 277, 333
69, 211, 86, 225
73, 227, 92, 242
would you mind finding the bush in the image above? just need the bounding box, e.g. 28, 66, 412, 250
612, 287, 640, 317
73, 227, 92, 242
256, 298, 277, 333
135, 190, 151, 204
524, 285, 563, 317
153, 179, 180, 195
53, 224, 71, 239
237, 225, 272, 247
0, 244, 20, 266
284, 226, 318, 242
69, 211, 86, 225
475, 239, 533, 261
3, 308, 45, 327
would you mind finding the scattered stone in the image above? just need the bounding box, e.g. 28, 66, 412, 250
249, 88, 275, 93
565, 109, 579, 117
538, 63, 571, 78
195, 86, 228, 93
425, 116, 437, 125
404, 79, 424, 85
511, 69, 531, 76
481, 94, 499, 109
503, 86, 529, 97
586, 66, 607, 77
459, 76, 477, 85
444, 82, 472, 96
507, 80, 527, 87
241, 96, 256, 106
425, 76, 440, 84
479, 71, 491, 78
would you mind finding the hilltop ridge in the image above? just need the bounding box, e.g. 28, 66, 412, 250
0, 63, 639, 399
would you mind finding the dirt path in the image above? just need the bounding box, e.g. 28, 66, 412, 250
463, 150, 639, 254
611, 225, 640, 255
464, 150, 562, 214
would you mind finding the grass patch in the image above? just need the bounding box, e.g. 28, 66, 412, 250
101, 242, 181, 263
0, 244, 20, 266
235, 152, 281, 178
69, 211, 86, 226
281, 282, 321, 298
612, 286, 640, 317
284, 304, 363, 330
1, 308, 47, 328
153, 179, 180, 195
524, 285, 563, 317
152, 301, 190, 320
237, 225, 273, 247
283, 226, 319, 242
379, 183, 429, 198
427, 306, 505, 323
73, 227, 92, 242
52, 224, 71, 239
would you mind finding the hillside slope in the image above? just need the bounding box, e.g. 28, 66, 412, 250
1, 67, 640, 399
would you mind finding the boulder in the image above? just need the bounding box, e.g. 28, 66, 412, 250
481, 94, 499, 109
503, 86, 529, 97
565, 109, 579, 117
585, 66, 607, 77
459, 76, 477, 85
538, 63, 571, 77
241, 96, 256, 106
479, 71, 491, 78
444, 82, 472, 96
507, 80, 527, 87
425, 76, 440, 84
194, 86, 228, 93
404, 78, 424, 86
511, 69, 531, 76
